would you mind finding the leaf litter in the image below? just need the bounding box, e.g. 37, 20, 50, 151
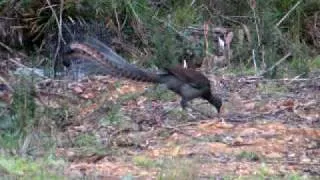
47, 73, 320, 178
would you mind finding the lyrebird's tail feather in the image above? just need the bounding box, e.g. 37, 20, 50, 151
84, 37, 128, 64
83, 38, 147, 76
69, 38, 161, 83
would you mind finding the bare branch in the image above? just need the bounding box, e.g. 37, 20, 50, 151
276, 0, 302, 27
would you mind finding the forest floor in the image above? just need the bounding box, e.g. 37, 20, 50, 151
45, 71, 320, 179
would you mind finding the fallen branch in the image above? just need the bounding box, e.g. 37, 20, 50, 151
0, 42, 14, 54
162, 124, 204, 141
0, 42, 27, 58
7, 57, 27, 68
276, 0, 303, 27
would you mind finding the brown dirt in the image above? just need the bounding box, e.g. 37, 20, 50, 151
44, 73, 320, 179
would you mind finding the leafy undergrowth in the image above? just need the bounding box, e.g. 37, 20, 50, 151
1, 71, 319, 179
0, 155, 65, 179
39, 71, 319, 179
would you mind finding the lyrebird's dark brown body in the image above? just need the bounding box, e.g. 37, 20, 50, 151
66, 38, 222, 113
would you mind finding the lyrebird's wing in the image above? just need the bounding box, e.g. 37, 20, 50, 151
165, 66, 211, 89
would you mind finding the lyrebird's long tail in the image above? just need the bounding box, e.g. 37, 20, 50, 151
67, 37, 161, 83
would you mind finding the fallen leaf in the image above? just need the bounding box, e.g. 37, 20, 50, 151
81, 92, 95, 99
280, 99, 294, 111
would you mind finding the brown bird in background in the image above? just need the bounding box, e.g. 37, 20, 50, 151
65, 38, 222, 113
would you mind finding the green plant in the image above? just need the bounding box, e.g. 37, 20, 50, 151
172, 2, 199, 28
0, 79, 38, 150
0, 156, 40, 176
0, 0, 9, 9
258, 82, 288, 95
308, 55, 320, 70
0, 155, 64, 179
73, 133, 107, 156
149, 27, 183, 68
167, 108, 189, 122
133, 155, 156, 169
0, 133, 21, 150
288, 58, 310, 77
157, 158, 198, 180
119, 92, 141, 103
145, 85, 177, 102
114, 81, 122, 89
285, 172, 309, 180
100, 104, 123, 125
226, 66, 256, 76
74, 133, 98, 147
222, 171, 309, 180
256, 163, 272, 178
11, 82, 37, 130
236, 151, 260, 161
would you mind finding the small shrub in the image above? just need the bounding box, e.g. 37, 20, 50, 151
74, 133, 98, 147
100, 104, 123, 126
288, 58, 310, 77
167, 108, 189, 121
0, 79, 38, 150
236, 151, 260, 161
119, 92, 141, 103
0, 155, 64, 179
11, 81, 37, 133
308, 55, 320, 70
157, 158, 198, 180
73, 133, 106, 155
172, 3, 198, 27
256, 163, 272, 178
133, 155, 156, 169
145, 85, 177, 102
149, 28, 184, 68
